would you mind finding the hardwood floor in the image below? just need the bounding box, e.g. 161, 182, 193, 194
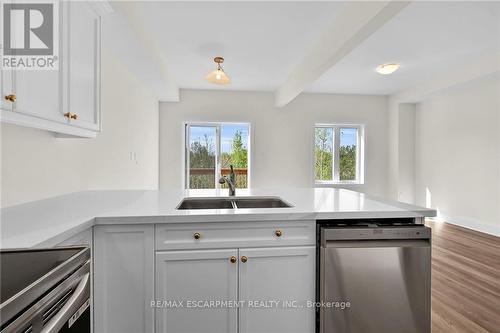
425, 220, 500, 333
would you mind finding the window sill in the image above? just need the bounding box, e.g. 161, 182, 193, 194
315, 182, 364, 187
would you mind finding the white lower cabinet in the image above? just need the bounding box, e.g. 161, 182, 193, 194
238, 246, 316, 333
93, 225, 155, 333
92, 222, 316, 333
155, 249, 238, 333
155, 246, 315, 333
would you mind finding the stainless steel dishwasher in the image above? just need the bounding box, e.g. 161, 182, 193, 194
319, 221, 431, 333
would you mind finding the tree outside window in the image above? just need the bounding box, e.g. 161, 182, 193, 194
314, 125, 363, 184
186, 123, 250, 189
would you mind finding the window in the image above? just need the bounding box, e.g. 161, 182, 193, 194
314, 124, 363, 184
185, 123, 250, 189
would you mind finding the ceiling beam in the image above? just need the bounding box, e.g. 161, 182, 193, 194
275, 1, 411, 107
107, 2, 180, 102
390, 52, 500, 104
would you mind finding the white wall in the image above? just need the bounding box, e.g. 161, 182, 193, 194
398, 103, 416, 203
0, 51, 159, 207
160, 90, 389, 197
387, 100, 400, 200
414, 75, 500, 235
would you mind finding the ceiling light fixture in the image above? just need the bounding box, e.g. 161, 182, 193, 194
376, 63, 400, 75
206, 56, 230, 85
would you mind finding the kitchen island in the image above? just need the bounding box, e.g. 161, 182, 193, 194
1, 188, 435, 333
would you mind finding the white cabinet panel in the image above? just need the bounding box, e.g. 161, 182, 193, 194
238, 246, 316, 333
66, 1, 101, 130
13, 69, 61, 121
0, 3, 59, 117
155, 249, 238, 333
94, 225, 154, 333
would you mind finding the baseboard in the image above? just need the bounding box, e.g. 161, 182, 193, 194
429, 213, 500, 237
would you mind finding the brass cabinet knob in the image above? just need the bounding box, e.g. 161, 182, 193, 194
4, 94, 16, 102
64, 112, 78, 120
241, 256, 248, 263
275, 229, 282, 237
193, 232, 201, 240
230, 256, 237, 263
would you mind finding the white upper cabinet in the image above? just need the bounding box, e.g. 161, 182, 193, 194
13, 70, 61, 120
0, 69, 13, 112
64, 0, 101, 131
0, 0, 101, 137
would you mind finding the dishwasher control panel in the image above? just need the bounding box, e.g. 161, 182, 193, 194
321, 225, 431, 241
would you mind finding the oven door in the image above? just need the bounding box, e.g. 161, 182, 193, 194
1, 261, 91, 333
320, 239, 431, 333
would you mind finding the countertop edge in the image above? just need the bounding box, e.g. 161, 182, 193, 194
17, 210, 436, 249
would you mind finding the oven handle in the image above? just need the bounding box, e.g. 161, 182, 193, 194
40, 272, 90, 333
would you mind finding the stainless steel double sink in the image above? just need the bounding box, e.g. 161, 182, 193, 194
176, 196, 292, 210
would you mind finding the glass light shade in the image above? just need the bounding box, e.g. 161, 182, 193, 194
206, 68, 231, 85
376, 63, 400, 75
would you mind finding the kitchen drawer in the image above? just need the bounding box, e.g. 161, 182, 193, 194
155, 221, 315, 250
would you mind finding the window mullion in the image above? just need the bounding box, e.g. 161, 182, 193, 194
215, 125, 221, 189
356, 127, 360, 183
185, 124, 190, 189
333, 127, 340, 182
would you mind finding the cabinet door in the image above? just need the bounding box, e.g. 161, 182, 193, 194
156, 249, 238, 333
13, 69, 61, 120
94, 225, 154, 333
239, 246, 316, 333
2, 0, 61, 120
0, 67, 13, 111
66, 0, 101, 131
0, 1, 100, 137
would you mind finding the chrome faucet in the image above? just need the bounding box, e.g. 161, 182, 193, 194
219, 165, 236, 196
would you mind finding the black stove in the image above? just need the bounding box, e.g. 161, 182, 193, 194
1, 247, 91, 333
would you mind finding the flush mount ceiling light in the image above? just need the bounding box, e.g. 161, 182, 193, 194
376, 63, 400, 75
206, 56, 230, 85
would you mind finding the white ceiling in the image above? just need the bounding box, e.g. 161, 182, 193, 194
305, 1, 500, 95
112, 1, 500, 96
116, 1, 342, 91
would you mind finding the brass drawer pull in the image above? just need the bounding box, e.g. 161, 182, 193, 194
275, 229, 282, 237
230, 256, 237, 263
64, 112, 78, 120
193, 232, 201, 240
241, 256, 248, 263
4, 94, 16, 102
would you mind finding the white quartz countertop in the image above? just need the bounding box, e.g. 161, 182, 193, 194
0, 188, 436, 249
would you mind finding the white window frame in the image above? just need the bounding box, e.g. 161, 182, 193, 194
183, 122, 252, 189
314, 124, 365, 186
